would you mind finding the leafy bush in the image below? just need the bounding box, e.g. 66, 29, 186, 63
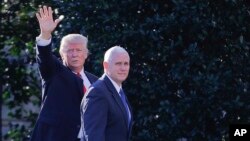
1, 0, 249, 140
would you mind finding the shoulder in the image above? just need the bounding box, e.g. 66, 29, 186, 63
83, 81, 108, 106
91, 79, 106, 91
87, 79, 106, 95
85, 71, 98, 80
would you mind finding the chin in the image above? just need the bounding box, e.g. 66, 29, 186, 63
119, 78, 126, 82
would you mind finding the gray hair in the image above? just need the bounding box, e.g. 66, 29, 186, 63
59, 34, 88, 54
104, 46, 129, 63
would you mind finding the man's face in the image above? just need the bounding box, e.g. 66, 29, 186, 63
105, 52, 130, 85
61, 43, 87, 72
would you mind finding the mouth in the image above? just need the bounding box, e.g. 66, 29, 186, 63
72, 60, 79, 63
118, 73, 127, 76
71, 61, 79, 65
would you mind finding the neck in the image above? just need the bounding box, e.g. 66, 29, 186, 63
105, 74, 122, 87
71, 68, 84, 74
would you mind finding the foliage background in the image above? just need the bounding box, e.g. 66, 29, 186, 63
1, 0, 249, 140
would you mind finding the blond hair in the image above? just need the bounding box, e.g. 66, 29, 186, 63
59, 34, 88, 55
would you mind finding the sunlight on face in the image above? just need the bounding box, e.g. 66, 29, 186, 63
105, 52, 130, 85
62, 43, 88, 72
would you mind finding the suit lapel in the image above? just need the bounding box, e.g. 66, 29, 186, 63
66, 67, 83, 94
85, 71, 95, 84
102, 75, 129, 129
67, 67, 83, 99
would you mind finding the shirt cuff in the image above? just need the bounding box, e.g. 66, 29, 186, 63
36, 36, 52, 46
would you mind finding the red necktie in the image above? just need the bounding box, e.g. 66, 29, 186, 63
76, 73, 87, 94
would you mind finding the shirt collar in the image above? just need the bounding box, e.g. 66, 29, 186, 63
106, 74, 122, 94
73, 68, 84, 76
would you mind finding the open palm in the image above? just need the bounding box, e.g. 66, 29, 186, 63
36, 6, 61, 37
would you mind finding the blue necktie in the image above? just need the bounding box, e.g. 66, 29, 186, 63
119, 89, 131, 128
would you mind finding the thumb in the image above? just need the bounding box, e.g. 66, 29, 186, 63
54, 19, 61, 25
55, 15, 64, 25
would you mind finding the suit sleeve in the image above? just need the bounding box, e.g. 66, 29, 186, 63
82, 87, 108, 141
36, 43, 63, 81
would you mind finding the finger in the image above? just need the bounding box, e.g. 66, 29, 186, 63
54, 18, 62, 25
35, 13, 41, 21
43, 5, 49, 17
58, 15, 64, 21
48, 7, 53, 19
39, 7, 45, 18
55, 15, 64, 24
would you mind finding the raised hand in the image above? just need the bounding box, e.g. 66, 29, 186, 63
36, 6, 62, 39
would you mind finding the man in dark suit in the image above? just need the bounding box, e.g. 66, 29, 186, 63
30, 6, 98, 141
81, 46, 133, 141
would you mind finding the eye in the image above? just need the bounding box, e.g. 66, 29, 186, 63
115, 62, 122, 66
67, 49, 73, 53
124, 62, 129, 66
76, 48, 83, 52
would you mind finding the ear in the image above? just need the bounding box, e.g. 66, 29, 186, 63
84, 52, 88, 59
60, 52, 64, 60
103, 61, 108, 70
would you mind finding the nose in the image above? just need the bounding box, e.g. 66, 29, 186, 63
121, 64, 127, 71
71, 50, 78, 57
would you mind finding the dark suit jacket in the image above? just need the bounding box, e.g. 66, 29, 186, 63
81, 74, 133, 141
30, 43, 98, 141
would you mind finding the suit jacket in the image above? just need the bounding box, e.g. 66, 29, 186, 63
30, 43, 98, 141
81, 74, 133, 141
